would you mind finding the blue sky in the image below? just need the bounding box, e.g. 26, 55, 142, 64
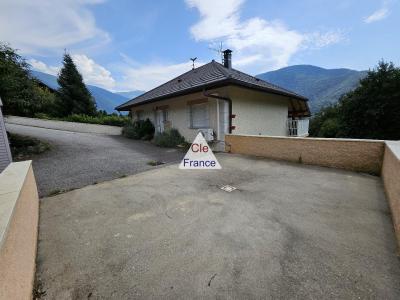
0, 0, 399, 92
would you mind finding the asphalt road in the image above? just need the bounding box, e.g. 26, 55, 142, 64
6, 124, 184, 197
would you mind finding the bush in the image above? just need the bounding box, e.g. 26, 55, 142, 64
34, 113, 130, 127
122, 118, 155, 140
63, 114, 130, 127
154, 128, 185, 147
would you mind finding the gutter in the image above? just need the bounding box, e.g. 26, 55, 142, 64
202, 89, 233, 134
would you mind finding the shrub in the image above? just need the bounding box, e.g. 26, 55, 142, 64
34, 113, 130, 127
154, 128, 185, 147
63, 114, 130, 127
122, 118, 155, 140
122, 123, 140, 139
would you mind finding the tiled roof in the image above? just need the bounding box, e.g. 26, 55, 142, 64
116, 60, 307, 110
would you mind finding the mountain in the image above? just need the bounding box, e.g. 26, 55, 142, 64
30, 70, 138, 114
116, 91, 144, 99
257, 65, 367, 112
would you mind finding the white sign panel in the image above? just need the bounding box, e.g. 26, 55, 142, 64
179, 133, 221, 169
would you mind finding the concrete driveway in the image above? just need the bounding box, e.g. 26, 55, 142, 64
36, 154, 400, 299
6, 124, 184, 197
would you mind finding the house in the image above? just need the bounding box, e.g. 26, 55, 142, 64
0, 97, 12, 172
116, 50, 310, 145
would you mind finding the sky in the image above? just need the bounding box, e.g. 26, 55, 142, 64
0, 0, 399, 92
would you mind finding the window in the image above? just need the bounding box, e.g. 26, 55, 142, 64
190, 103, 209, 128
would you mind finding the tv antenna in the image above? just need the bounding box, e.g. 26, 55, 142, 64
208, 42, 223, 63
190, 57, 197, 70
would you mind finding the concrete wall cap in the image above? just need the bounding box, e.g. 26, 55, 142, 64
226, 133, 386, 143
0, 161, 32, 248
386, 141, 400, 160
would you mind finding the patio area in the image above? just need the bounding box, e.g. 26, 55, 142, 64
35, 154, 400, 299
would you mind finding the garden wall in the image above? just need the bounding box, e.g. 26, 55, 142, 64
382, 142, 400, 249
225, 134, 385, 174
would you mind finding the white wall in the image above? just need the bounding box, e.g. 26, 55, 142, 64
228, 86, 289, 137
130, 86, 291, 143
131, 90, 223, 142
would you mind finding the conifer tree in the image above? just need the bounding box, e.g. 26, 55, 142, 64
57, 53, 96, 116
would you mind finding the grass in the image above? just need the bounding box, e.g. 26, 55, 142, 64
8, 132, 51, 161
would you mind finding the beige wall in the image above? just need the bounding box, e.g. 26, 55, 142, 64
131, 90, 223, 142
131, 86, 291, 142
228, 86, 289, 136
225, 134, 385, 174
0, 161, 39, 300
382, 142, 400, 249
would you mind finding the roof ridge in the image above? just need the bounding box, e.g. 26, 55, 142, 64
212, 61, 231, 78
116, 61, 215, 109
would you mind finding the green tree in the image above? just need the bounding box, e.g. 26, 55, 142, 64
0, 43, 56, 116
57, 53, 96, 116
309, 104, 340, 137
339, 61, 400, 140
310, 61, 400, 140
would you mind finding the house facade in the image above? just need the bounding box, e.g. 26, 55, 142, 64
0, 97, 12, 172
116, 50, 310, 145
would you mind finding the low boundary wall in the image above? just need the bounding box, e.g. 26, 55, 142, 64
0, 161, 39, 299
382, 142, 400, 249
5, 115, 122, 135
225, 134, 385, 174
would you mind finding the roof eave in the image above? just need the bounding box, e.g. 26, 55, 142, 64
115, 81, 230, 111
115, 79, 308, 111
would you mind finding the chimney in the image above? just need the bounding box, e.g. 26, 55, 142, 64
223, 49, 232, 69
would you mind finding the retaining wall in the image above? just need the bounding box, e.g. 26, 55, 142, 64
0, 161, 39, 300
5, 115, 122, 135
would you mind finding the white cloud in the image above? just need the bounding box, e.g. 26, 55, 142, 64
71, 54, 115, 90
0, 0, 109, 55
28, 59, 59, 76
117, 60, 202, 91
364, 7, 389, 23
186, 0, 344, 72
304, 30, 345, 49
29, 55, 116, 90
